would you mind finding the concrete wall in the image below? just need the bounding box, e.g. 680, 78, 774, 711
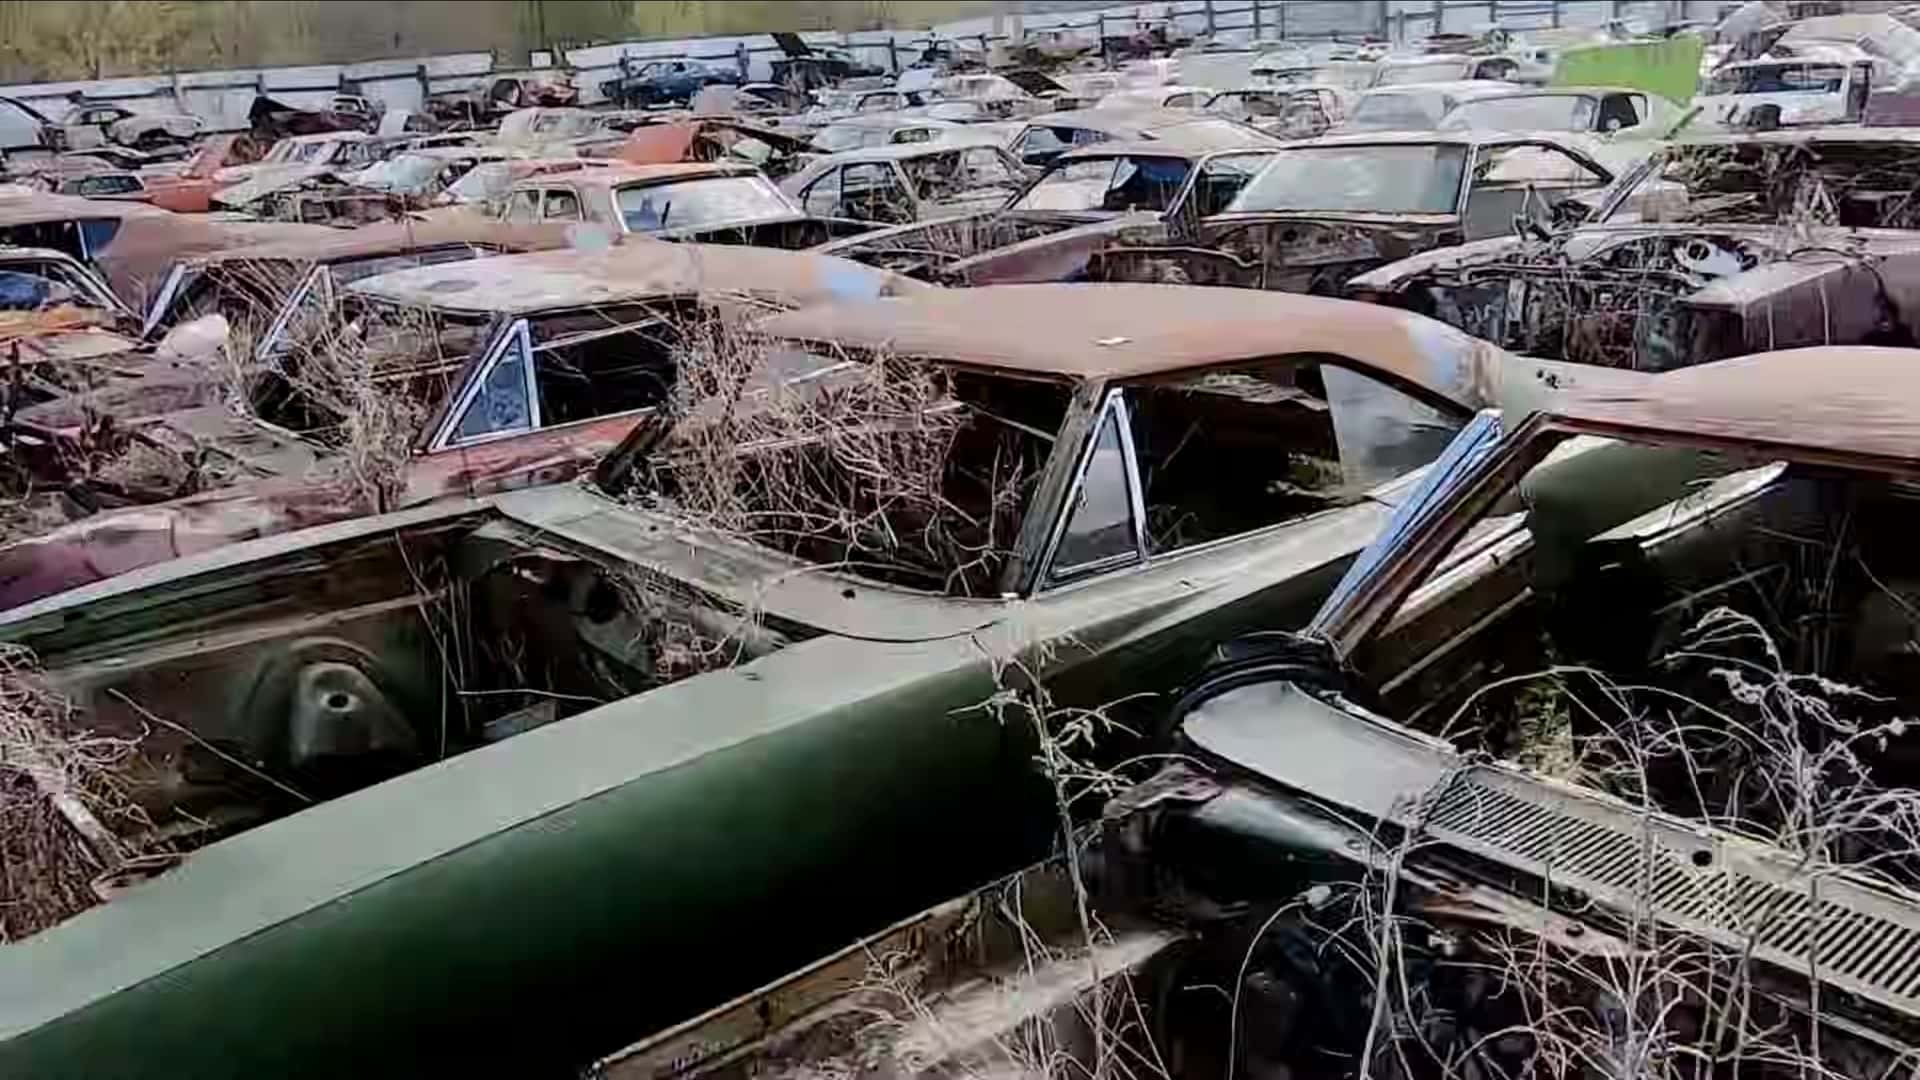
0, 0, 1728, 129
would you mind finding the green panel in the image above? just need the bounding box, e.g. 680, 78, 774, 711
0, 635, 1052, 1077
1551, 35, 1706, 106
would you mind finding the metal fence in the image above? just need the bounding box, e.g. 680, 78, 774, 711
0, 0, 1727, 132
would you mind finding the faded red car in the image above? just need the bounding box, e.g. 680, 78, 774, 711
143, 134, 267, 213
0, 241, 930, 609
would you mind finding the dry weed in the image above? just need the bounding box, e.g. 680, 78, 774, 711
627, 314, 1026, 596
1321, 608, 1920, 1080
0, 643, 138, 940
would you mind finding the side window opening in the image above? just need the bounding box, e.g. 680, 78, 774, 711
542, 189, 581, 221
1189, 152, 1271, 218
453, 326, 534, 443
1050, 400, 1141, 580
1598, 94, 1640, 132
903, 151, 967, 202
530, 305, 679, 426
1126, 360, 1461, 556
840, 161, 913, 224
503, 188, 542, 223
801, 168, 841, 217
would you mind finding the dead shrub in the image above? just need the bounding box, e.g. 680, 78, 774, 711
627, 314, 1034, 596
0, 644, 138, 940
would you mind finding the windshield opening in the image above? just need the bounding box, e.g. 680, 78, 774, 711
1376, 61, 1469, 87
1348, 93, 1447, 130
811, 123, 886, 153
638, 357, 1071, 598
1011, 155, 1192, 213
1439, 95, 1596, 131
1227, 145, 1467, 214
255, 296, 492, 442
615, 175, 794, 233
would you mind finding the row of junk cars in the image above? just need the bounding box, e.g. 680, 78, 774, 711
18, 3, 1920, 1077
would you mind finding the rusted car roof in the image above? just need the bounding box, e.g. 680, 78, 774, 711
0, 191, 161, 227
176, 218, 576, 268
759, 282, 1500, 393
1546, 346, 1920, 471
348, 241, 930, 315
90, 214, 335, 310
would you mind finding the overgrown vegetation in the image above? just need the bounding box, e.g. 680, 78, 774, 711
627, 319, 1046, 597
0, 645, 137, 940
1317, 608, 1920, 1080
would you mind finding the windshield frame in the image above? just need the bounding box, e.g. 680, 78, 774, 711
1436, 93, 1598, 132
614, 174, 798, 234
1225, 142, 1471, 216
1007, 152, 1197, 215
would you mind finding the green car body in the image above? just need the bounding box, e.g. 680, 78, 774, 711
0, 284, 1572, 1075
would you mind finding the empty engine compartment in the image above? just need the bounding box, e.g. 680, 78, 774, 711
11, 511, 791, 924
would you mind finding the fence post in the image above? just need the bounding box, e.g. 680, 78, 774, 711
1552, 0, 1562, 27
889, 35, 899, 74
1433, 0, 1445, 33
1278, 0, 1286, 39
1250, 0, 1261, 41
1203, 0, 1216, 37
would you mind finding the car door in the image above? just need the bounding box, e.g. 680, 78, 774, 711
1019, 357, 1470, 728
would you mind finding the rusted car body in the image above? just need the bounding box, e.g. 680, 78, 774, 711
1205, 85, 1352, 138
1007, 105, 1271, 166
0, 192, 329, 314
1346, 223, 1920, 369
210, 132, 383, 218
1088, 348, 1920, 1079
138, 217, 575, 337
611, 117, 812, 177
1579, 127, 1920, 230
615, 348, 1920, 1080
142, 135, 265, 214
815, 138, 1279, 284
0, 286, 1594, 1075
1342, 128, 1920, 369
0, 242, 924, 611
494, 162, 878, 248
1091, 130, 1616, 294
0, 245, 145, 396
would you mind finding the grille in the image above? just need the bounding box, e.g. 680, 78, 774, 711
1424, 768, 1920, 1017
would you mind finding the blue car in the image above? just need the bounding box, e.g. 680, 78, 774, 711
601, 60, 741, 107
